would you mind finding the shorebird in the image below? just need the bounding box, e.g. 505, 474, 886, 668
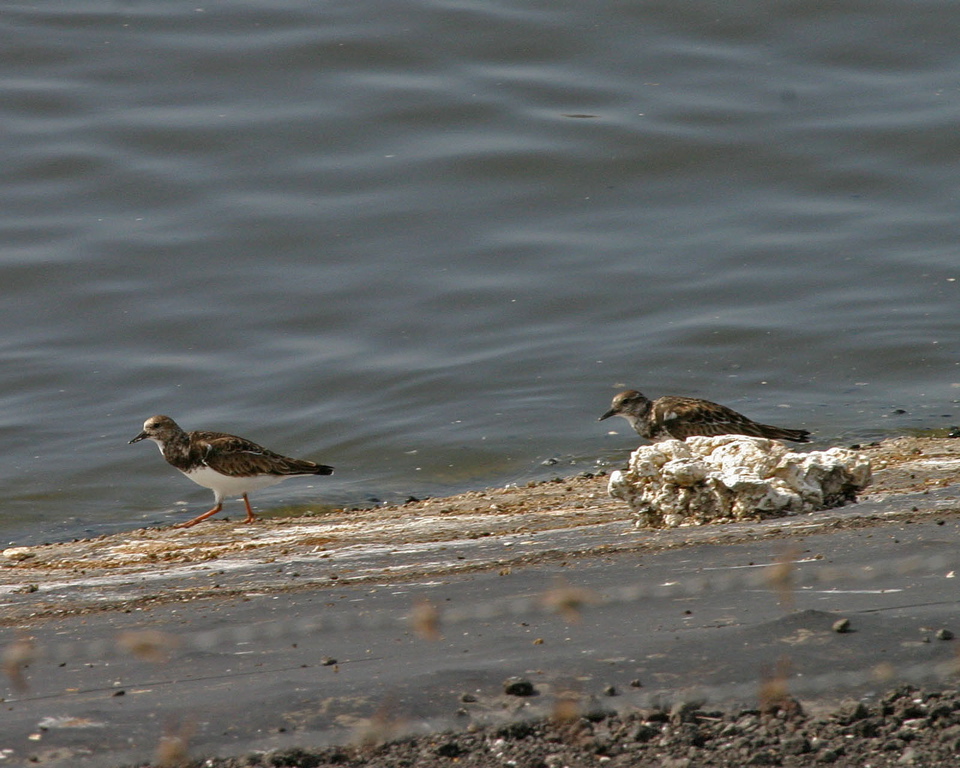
599, 389, 811, 443
129, 415, 334, 528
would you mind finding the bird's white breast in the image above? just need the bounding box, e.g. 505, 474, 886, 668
182, 466, 288, 497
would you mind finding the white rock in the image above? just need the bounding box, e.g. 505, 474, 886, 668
607, 437, 871, 528
2, 547, 35, 561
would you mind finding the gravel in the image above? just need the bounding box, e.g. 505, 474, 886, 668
129, 685, 960, 767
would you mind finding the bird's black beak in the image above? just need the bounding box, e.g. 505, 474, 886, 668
598, 409, 617, 422
129, 431, 147, 444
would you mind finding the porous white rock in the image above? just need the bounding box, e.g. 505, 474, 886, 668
607, 435, 871, 528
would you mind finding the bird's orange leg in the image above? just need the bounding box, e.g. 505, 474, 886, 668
241, 493, 257, 524
173, 503, 223, 529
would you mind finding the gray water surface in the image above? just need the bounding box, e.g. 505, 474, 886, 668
2, 0, 959, 542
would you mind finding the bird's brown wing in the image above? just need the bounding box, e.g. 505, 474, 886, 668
192, 432, 332, 477
653, 397, 767, 439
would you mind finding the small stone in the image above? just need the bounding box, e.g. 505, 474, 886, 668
434, 742, 463, 758
837, 699, 869, 724
603, 685, 617, 697
2, 547, 34, 561
832, 618, 852, 633
503, 677, 536, 697
781, 735, 811, 755
631, 724, 660, 743
882, 738, 907, 752
897, 747, 917, 764
936, 628, 954, 641
460, 692, 478, 703
852, 718, 881, 738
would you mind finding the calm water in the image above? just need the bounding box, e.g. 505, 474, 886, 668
2, 0, 959, 544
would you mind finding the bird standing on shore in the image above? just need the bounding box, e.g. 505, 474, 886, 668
599, 389, 811, 443
129, 415, 334, 528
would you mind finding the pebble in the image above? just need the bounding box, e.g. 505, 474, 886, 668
502, 677, 536, 697
2, 547, 34, 561
832, 617, 852, 633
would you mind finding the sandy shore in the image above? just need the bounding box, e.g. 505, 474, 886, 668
2, 436, 958, 625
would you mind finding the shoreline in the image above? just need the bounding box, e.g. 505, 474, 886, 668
3, 436, 960, 768
2, 436, 958, 625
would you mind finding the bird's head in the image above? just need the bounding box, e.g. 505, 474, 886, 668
129, 415, 182, 445
598, 389, 649, 421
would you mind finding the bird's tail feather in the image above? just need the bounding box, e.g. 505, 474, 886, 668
753, 424, 811, 443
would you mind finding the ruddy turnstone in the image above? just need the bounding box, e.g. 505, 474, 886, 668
129, 415, 334, 528
599, 389, 811, 443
